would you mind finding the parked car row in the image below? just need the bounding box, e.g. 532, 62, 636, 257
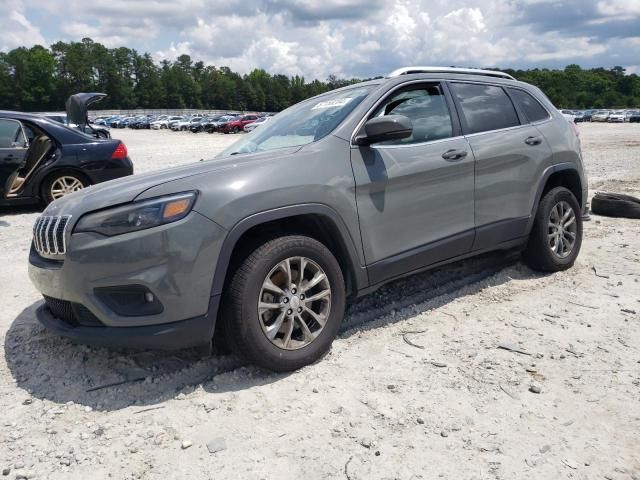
91, 113, 274, 133
560, 109, 640, 123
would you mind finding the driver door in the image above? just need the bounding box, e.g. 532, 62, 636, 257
0, 118, 28, 198
350, 82, 475, 284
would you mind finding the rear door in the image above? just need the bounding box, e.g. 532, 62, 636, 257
448, 82, 553, 250
0, 118, 28, 197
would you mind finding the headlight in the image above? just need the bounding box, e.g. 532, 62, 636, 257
74, 192, 197, 236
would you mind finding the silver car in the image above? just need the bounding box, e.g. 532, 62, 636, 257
243, 116, 271, 132
28, 66, 587, 371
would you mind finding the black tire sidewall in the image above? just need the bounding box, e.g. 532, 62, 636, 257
525, 187, 583, 271
592, 192, 640, 219
231, 237, 345, 371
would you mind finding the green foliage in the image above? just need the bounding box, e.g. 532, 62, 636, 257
1, 39, 639, 111
504, 65, 640, 108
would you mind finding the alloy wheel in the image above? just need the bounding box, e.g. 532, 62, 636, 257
548, 200, 577, 258
50, 176, 84, 200
257, 256, 332, 350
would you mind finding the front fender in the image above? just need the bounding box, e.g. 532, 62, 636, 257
209, 204, 369, 297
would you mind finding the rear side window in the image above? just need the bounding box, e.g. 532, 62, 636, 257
508, 88, 549, 123
0, 119, 26, 148
450, 83, 520, 134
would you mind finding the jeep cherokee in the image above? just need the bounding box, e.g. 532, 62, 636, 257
28, 67, 587, 372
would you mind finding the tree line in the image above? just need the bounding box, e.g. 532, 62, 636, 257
1, 38, 639, 112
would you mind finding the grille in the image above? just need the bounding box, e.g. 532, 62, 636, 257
33, 215, 71, 256
43, 295, 104, 327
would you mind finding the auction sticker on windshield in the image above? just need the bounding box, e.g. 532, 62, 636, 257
311, 98, 352, 110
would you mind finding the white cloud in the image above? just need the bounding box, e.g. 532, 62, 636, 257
3, 0, 640, 79
0, 1, 46, 51
597, 0, 640, 16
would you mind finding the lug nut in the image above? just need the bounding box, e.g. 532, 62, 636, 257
291, 288, 297, 294
297, 307, 303, 313
283, 298, 289, 303
299, 294, 305, 300
287, 309, 293, 315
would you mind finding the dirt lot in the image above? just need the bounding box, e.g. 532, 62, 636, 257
1, 123, 639, 480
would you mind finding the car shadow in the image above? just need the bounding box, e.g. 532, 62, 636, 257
0, 204, 42, 218
4, 250, 546, 411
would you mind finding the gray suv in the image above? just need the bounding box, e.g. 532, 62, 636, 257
29, 67, 586, 371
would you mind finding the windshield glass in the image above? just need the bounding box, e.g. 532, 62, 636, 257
219, 85, 372, 157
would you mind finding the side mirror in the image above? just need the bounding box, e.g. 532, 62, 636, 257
355, 115, 413, 146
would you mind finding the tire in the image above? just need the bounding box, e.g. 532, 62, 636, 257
95, 130, 109, 139
233, 126, 240, 134
591, 192, 640, 219
224, 235, 346, 372
42, 171, 90, 205
523, 187, 583, 272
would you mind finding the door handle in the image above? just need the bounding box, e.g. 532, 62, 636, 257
525, 136, 542, 146
442, 149, 468, 160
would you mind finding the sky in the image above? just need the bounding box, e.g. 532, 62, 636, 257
1, 0, 639, 79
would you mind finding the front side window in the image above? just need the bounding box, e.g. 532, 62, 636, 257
450, 83, 520, 134
371, 83, 453, 145
219, 85, 372, 157
508, 88, 550, 123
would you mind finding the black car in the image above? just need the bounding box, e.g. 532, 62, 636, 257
127, 116, 149, 129
0, 112, 133, 205
188, 118, 208, 133
629, 111, 640, 123
131, 116, 154, 129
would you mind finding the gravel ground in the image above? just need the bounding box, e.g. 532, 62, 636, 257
0, 123, 639, 480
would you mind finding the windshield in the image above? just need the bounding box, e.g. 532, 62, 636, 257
219, 85, 372, 157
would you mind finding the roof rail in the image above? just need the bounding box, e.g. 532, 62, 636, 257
387, 66, 515, 80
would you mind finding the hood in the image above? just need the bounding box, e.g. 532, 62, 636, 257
66, 93, 107, 127
43, 146, 300, 219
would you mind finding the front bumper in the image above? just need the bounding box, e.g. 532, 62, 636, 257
36, 295, 220, 350
29, 211, 227, 348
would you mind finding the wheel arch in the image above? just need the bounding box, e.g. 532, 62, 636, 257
210, 204, 369, 301
39, 167, 92, 200
528, 163, 584, 232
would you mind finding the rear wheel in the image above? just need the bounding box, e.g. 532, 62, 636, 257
42, 171, 89, 205
224, 235, 346, 372
523, 187, 582, 272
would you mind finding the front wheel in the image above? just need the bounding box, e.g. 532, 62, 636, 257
523, 187, 583, 272
224, 236, 346, 372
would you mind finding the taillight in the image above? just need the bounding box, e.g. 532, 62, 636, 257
569, 121, 580, 137
111, 142, 128, 159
